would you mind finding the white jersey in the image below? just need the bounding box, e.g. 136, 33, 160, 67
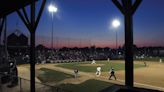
97, 67, 101, 71
96, 67, 101, 76
91, 60, 96, 64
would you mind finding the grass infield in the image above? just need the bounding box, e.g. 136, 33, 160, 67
37, 68, 74, 83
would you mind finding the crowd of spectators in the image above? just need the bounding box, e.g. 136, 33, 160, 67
35, 48, 113, 64
7, 47, 116, 64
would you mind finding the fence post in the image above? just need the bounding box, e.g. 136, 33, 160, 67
20, 77, 22, 92
56, 87, 59, 92
0, 76, 2, 92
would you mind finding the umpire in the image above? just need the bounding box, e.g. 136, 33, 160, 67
109, 67, 116, 80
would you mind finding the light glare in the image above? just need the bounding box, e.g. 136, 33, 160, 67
112, 19, 120, 28
48, 4, 57, 13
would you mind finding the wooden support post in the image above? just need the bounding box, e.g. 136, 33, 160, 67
4, 17, 8, 59
30, 2, 36, 92
0, 18, 5, 45
30, 31, 35, 92
16, 1, 46, 92
122, 0, 134, 87
112, 0, 142, 87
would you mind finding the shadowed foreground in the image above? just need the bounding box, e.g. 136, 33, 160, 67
101, 85, 162, 92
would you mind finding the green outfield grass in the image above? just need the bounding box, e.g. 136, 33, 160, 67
57, 61, 145, 72
57, 79, 113, 92
37, 68, 74, 83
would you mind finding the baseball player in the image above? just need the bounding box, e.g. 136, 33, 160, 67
109, 67, 116, 80
96, 66, 101, 76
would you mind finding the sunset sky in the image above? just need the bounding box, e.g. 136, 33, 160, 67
6, 0, 164, 48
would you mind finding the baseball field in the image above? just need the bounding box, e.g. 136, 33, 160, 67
17, 60, 164, 92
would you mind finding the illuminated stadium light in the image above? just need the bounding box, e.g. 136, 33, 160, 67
48, 4, 57, 13
112, 19, 120, 28
48, 4, 57, 50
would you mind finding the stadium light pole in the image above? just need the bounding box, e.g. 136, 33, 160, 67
48, 4, 57, 50
112, 19, 120, 55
